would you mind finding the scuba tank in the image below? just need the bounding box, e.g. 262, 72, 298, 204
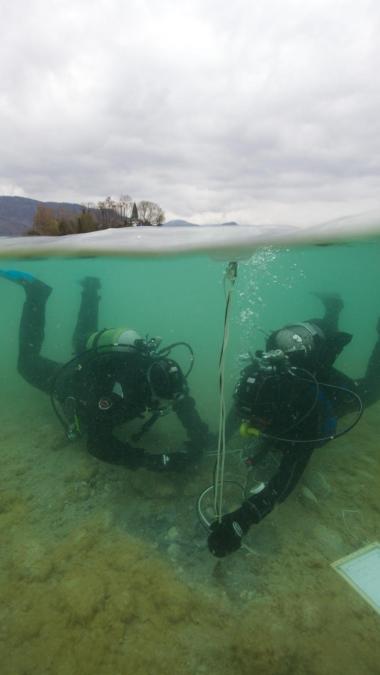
51, 328, 195, 442
86, 327, 143, 351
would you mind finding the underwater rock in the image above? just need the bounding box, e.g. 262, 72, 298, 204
166, 526, 179, 541
58, 568, 106, 622
167, 543, 181, 559
128, 472, 177, 498
313, 524, 346, 557
239, 590, 255, 601
65, 482, 92, 502
110, 589, 137, 624
356, 469, 375, 482
304, 471, 332, 499
63, 463, 99, 485
0, 491, 27, 529
12, 463, 28, 477
12, 538, 54, 582
0, 490, 24, 514
301, 600, 325, 631
155, 482, 177, 498
300, 486, 319, 508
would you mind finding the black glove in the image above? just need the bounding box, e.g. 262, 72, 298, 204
208, 508, 250, 558
207, 489, 275, 558
143, 450, 192, 473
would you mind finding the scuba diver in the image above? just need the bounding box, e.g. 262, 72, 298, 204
208, 293, 380, 557
1, 269, 213, 472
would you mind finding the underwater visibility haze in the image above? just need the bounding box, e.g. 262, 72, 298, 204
0, 229, 379, 674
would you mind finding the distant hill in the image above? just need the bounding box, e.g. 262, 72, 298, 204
0, 197, 241, 235
163, 219, 199, 227
0, 196, 82, 235
0, 195, 252, 236
163, 219, 239, 227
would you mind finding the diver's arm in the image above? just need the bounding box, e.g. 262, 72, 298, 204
208, 444, 314, 557
172, 393, 213, 456
232, 444, 314, 526
87, 419, 198, 472
87, 420, 146, 468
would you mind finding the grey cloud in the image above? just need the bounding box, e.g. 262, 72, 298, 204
1, 0, 380, 225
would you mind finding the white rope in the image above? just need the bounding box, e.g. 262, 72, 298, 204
213, 263, 237, 522
198, 481, 245, 529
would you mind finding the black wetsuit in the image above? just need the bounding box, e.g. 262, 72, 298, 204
18, 282, 210, 470
236, 359, 380, 525
241, 314, 380, 520
211, 308, 380, 554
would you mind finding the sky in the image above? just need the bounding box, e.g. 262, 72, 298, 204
1, 0, 380, 225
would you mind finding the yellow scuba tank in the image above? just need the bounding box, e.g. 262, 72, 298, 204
86, 327, 142, 351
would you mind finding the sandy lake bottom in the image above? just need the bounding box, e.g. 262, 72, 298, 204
1, 379, 379, 675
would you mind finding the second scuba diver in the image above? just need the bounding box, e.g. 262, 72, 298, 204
1, 270, 213, 472
208, 293, 380, 557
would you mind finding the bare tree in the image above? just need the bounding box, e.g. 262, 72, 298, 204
137, 200, 165, 226
118, 194, 132, 220
97, 196, 118, 228
89, 196, 165, 229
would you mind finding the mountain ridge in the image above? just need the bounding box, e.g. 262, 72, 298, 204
0, 196, 82, 235
0, 196, 243, 234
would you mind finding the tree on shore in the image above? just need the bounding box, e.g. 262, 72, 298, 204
26, 197, 165, 236
94, 197, 164, 228
27, 205, 98, 236
137, 200, 165, 226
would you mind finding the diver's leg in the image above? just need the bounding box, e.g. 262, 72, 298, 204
331, 319, 380, 413
358, 320, 380, 408
308, 293, 351, 369
16, 278, 61, 393
72, 277, 101, 354
310, 292, 344, 333
0, 269, 62, 392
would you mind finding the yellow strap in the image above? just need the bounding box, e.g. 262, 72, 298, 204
240, 422, 261, 438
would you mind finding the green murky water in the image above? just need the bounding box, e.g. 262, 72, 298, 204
0, 236, 379, 674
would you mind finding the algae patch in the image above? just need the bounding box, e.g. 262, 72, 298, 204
1, 396, 380, 675
0, 512, 235, 675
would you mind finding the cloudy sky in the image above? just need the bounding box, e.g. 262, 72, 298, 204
1, 0, 380, 225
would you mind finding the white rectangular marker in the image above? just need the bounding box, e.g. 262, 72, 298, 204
332, 542, 380, 615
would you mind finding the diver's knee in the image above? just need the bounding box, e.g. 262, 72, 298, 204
17, 354, 38, 386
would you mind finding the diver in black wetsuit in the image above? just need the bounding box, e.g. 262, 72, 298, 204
1, 270, 213, 472
208, 294, 380, 557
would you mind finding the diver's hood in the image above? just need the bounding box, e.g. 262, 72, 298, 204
266, 322, 325, 358
86, 327, 143, 352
